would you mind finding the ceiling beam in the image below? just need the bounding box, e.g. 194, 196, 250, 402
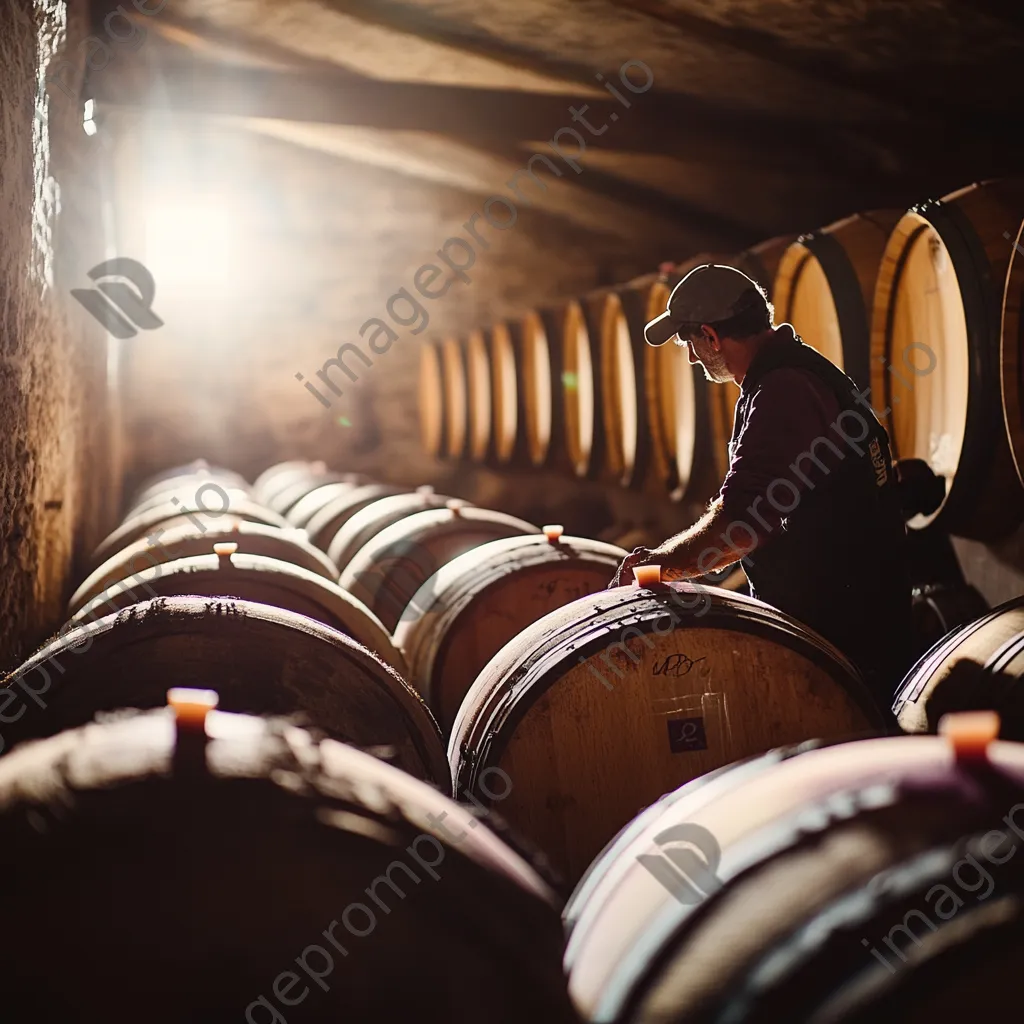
93, 51, 906, 187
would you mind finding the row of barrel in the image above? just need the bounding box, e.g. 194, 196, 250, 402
423, 179, 1024, 541
3, 458, 1024, 1018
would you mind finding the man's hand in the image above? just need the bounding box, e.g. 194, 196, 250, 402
608, 546, 656, 589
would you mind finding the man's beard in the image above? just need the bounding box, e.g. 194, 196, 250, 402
692, 344, 732, 383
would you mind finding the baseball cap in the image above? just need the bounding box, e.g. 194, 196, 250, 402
644, 264, 767, 347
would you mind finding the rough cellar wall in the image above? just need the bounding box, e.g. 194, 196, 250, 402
0, 0, 117, 668
116, 124, 675, 514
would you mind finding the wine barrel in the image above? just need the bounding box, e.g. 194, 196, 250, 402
89, 497, 289, 571
0, 707, 576, 1023
285, 476, 366, 530
328, 487, 463, 572
894, 596, 1024, 736
487, 322, 530, 467
340, 504, 541, 633
774, 211, 902, 390
69, 519, 339, 616
269, 468, 356, 517
128, 460, 249, 511
465, 329, 493, 462
419, 340, 446, 458
394, 529, 627, 734
563, 726, 1024, 1023
305, 483, 406, 553
1002, 218, 1024, 486
442, 336, 470, 461
0, 597, 446, 783
544, 300, 600, 477
730, 233, 796, 299
450, 578, 884, 883
252, 459, 323, 507
669, 253, 737, 487
512, 311, 554, 467
911, 581, 990, 656
68, 548, 407, 676
641, 275, 717, 501
870, 180, 1024, 538
587, 287, 650, 489
128, 481, 251, 519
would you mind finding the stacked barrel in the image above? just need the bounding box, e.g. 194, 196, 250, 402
6, 450, 1024, 1018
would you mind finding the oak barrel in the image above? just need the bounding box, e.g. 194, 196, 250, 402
512, 311, 554, 467
68, 549, 407, 676
563, 731, 1024, 1023
894, 596, 1024, 737
465, 329, 492, 461
252, 459, 313, 504
547, 299, 600, 477
340, 504, 541, 633
1002, 217, 1024, 486
0, 709, 576, 1023
394, 531, 626, 734
730, 233, 795, 299
89, 497, 289, 571
69, 518, 339, 616
0, 597, 446, 782
327, 487, 462, 572
128, 461, 249, 512
419, 340, 446, 458
305, 483, 406, 553
285, 477, 366, 530
442, 335, 470, 461
774, 211, 902, 390
487, 322, 530, 466
870, 180, 1024, 538
587, 287, 649, 489
449, 581, 884, 883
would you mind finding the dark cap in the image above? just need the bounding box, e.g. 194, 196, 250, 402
644, 264, 767, 347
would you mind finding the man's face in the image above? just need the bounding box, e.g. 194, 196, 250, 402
677, 330, 731, 383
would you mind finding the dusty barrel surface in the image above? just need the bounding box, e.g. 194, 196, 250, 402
774, 211, 902, 390
327, 488, 462, 572
69, 519, 339, 616
269, 469, 357, 518
563, 730, 1024, 1024
870, 180, 1024, 538
394, 531, 626, 734
894, 596, 1024, 737
450, 581, 884, 884
511, 311, 554, 468
340, 504, 541, 633
0, 597, 445, 782
305, 483, 406, 553
68, 549, 406, 676
486, 321, 531, 467
910, 581, 990, 656
0, 709, 577, 1023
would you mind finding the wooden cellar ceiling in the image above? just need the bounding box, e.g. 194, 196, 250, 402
93, 0, 1024, 254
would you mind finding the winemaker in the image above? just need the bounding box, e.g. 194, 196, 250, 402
611, 264, 912, 706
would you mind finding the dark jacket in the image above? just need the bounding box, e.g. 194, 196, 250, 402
726, 332, 912, 707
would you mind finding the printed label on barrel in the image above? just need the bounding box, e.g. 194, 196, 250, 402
668, 716, 708, 753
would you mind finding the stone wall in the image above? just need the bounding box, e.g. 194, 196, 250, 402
0, 0, 119, 668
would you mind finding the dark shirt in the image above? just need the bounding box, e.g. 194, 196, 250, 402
719, 326, 846, 531
713, 325, 911, 712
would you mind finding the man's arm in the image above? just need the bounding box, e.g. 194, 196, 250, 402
609, 497, 757, 586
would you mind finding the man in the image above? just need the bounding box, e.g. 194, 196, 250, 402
610, 264, 912, 709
